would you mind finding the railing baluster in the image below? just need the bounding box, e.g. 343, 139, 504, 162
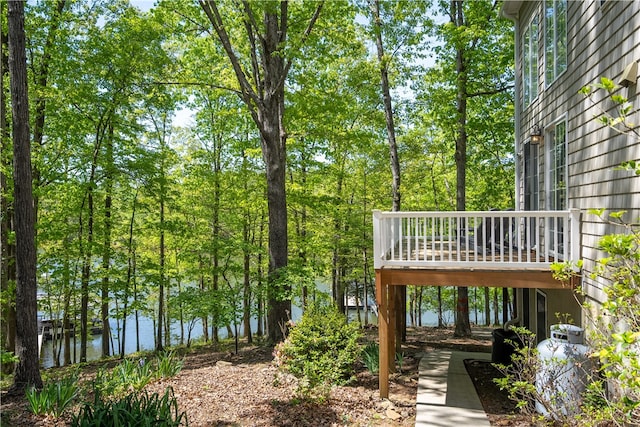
416, 217, 420, 261
372, 210, 576, 269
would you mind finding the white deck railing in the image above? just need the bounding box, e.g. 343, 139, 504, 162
373, 209, 581, 269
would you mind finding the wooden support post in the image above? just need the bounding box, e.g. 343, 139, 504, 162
376, 270, 389, 398
388, 283, 396, 375
394, 286, 403, 353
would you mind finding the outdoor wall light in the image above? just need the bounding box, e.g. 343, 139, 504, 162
619, 61, 637, 87
530, 124, 543, 145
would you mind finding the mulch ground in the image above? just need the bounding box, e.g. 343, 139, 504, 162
1, 325, 531, 426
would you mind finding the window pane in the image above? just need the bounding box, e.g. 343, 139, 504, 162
544, 0, 567, 84
557, 0, 567, 74
531, 18, 538, 98
545, 0, 555, 82
523, 16, 539, 108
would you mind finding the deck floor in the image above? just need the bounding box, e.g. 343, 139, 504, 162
388, 238, 548, 264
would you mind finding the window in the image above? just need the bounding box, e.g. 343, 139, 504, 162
523, 16, 538, 107
545, 0, 567, 85
548, 120, 567, 212
547, 120, 567, 255
524, 142, 539, 247
536, 290, 547, 342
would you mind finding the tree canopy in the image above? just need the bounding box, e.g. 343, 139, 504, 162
0, 0, 515, 373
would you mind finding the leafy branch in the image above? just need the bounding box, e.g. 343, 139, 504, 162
580, 77, 640, 139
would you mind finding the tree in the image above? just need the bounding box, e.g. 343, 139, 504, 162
0, 3, 16, 376
421, 0, 513, 336
7, 0, 43, 394
198, 0, 324, 343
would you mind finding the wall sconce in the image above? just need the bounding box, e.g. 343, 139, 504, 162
619, 61, 637, 88
530, 124, 543, 145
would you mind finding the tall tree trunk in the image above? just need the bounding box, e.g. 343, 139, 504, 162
437, 287, 444, 328
61, 253, 71, 366
493, 288, 499, 326
156, 196, 165, 352
484, 287, 490, 326
370, 0, 405, 347
199, 0, 323, 343
242, 149, 252, 344
0, 13, 16, 376
100, 123, 114, 358
121, 190, 138, 357
7, 0, 43, 393
452, 0, 471, 338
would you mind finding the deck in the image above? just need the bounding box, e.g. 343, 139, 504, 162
373, 209, 582, 398
374, 209, 580, 271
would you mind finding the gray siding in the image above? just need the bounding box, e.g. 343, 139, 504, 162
515, 0, 640, 308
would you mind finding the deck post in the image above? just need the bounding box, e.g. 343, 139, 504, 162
388, 284, 396, 375
376, 270, 389, 398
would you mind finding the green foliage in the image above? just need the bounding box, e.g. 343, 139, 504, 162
71, 387, 187, 427
395, 351, 405, 373
580, 76, 640, 138
0, 350, 18, 377
273, 303, 362, 401
582, 211, 640, 425
548, 208, 640, 425
361, 342, 379, 374
493, 327, 544, 417
94, 352, 183, 398
155, 351, 184, 379
26, 374, 78, 418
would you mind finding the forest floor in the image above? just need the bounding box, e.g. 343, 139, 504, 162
0, 325, 533, 426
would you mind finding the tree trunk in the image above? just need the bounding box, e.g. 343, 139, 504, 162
7, 0, 43, 393
199, 0, 323, 343
100, 123, 114, 358
452, 0, 471, 338
0, 13, 16, 376
437, 287, 444, 328
493, 288, 499, 326
370, 0, 405, 347
156, 196, 165, 352
484, 287, 490, 326
242, 148, 253, 344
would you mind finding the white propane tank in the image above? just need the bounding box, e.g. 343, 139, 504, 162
535, 324, 590, 418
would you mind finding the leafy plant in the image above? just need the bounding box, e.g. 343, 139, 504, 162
551, 209, 640, 425
26, 374, 78, 418
94, 357, 152, 398
361, 342, 379, 374
155, 350, 184, 379
0, 349, 18, 379
580, 77, 640, 139
273, 303, 362, 401
71, 387, 187, 427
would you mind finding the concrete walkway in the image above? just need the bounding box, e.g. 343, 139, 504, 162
415, 350, 492, 426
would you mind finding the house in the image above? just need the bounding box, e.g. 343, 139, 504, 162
374, 0, 640, 398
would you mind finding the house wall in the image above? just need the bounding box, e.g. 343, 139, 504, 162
525, 288, 582, 341
513, 1, 640, 332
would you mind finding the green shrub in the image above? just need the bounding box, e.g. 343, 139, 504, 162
362, 342, 379, 374
274, 303, 362, 400
26, 375, 78, 418
71, 387, 187, 426
0, 349, 18, 378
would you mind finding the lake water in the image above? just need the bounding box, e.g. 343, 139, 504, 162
40, 308, 494, 368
